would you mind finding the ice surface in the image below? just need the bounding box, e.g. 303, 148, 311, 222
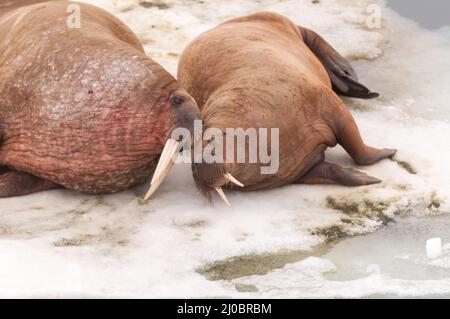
426, 238, 442, 259
232, 215, 450, 298
0, 0, 449, 298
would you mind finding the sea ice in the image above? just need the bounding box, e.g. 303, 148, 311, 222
426, 238, 442, 259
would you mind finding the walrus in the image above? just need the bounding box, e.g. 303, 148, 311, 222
0, 0, 205, 198
154, 12, 397, 204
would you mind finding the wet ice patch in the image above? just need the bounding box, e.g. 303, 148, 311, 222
231, 255, 450, 298
397, 239, 450, 271
231, 216, 450, 298
199, 244, 332, 282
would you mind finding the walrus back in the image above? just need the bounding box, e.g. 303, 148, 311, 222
0, 1, 178, 193
179, 12, 330, 111
0, 0, 47, 11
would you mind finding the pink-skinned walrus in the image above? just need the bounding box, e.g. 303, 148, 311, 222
0, 0, 202, 197
169, 12, 396, 204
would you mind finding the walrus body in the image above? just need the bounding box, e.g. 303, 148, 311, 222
178, 13, 396, 198
0, 1, 200, 197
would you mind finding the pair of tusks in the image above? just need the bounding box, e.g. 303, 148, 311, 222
214, 173, 244, 206
144, 139, 244, 205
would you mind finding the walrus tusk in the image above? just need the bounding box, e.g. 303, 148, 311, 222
152, 138, 177, 179
224, 173, 244, 187
144, 139, 180, 202
215, 187, 231, 206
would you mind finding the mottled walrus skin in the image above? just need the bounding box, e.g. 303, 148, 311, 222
0, 1, 200, 197
178, 12, 396, 199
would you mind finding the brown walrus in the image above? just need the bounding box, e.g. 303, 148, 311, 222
0, 0, 202, 197
170, 12, 397, 204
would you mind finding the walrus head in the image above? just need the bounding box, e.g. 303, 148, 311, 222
145, 102, 244, 204
143, 89, 201, 201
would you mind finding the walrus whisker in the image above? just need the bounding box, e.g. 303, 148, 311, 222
224, 173, 244, 187
144, 139, 180, 202
214, 187, 230, 206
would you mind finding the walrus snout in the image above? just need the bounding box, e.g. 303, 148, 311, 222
192, 162, 244, 205
192, 162, 227, 202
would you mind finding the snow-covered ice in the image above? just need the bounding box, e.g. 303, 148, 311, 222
427, 238, 442, 259
0, 0, 450, 298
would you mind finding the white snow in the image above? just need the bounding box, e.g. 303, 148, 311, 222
427, 238, 442, 259
0, 0, 449, 298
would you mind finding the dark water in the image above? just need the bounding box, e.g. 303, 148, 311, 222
387, 0, 449, 29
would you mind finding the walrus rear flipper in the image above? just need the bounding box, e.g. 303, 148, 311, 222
297, 161, 381, 186
299, 27, 379, 99
0, 170, 60, 197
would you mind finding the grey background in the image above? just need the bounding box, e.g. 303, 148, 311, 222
387, 0, 449, 29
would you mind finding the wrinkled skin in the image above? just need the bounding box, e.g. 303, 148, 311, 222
179, 12, 396, 199
0, 1, 200, 196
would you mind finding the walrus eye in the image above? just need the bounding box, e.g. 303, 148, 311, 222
171, 94, 185, 107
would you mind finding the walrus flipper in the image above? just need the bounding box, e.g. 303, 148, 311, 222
323, 90, 397, 166
0, 170, 60, 197
297, 161, 381, 186
299, 27, 379, 99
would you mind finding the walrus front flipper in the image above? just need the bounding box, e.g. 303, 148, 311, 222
0, 170, 60, 197
299, 27, 379, 99
297, 162, 381, 186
